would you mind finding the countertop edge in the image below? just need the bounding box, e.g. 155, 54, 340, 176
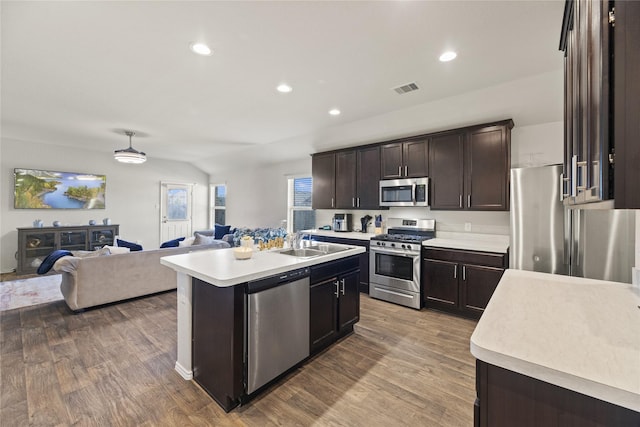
470, 338, 640, 412
161, 246, 365, 287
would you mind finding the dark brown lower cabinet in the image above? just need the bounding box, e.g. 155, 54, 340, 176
309, 235, 370, 293
423, 247, 507, 318
310, 256, 360, 354
475, 360, 640, 427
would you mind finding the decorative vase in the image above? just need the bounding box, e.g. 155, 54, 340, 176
89, 220, 96, 225
52, 221, 61, 227
33, 219, 44, 228
103, 218, 111, 225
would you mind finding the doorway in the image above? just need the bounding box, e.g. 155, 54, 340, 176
160, 182, 194, 243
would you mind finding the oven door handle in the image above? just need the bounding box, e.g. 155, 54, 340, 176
370, 246, 419, 257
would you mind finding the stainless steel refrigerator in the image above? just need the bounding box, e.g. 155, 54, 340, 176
510, 164, 635, 283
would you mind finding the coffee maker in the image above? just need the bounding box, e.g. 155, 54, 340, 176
332, 213, 353, 232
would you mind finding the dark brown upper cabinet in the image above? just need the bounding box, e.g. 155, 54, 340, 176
313, 145, 382, 210
380, 138, 428, 179
429, 120, 512, 211
312, 152, 336, 209
560, 0, 640, 208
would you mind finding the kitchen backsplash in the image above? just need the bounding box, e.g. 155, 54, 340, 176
315, 207, 509, 236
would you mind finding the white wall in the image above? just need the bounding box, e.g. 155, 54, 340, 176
0, 138, 210, 273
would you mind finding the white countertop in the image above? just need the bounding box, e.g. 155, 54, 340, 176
302, 229, 378, 241
422, 234, 509, 253
160, 244, 365, 287
471, 269, 640, 411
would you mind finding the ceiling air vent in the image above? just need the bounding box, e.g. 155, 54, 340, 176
393, 82, 419, 94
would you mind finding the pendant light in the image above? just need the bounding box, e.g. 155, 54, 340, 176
114, 131, 146, 164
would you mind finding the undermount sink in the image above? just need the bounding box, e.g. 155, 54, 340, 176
278, 243, 351, 258
278, 248, 325, 258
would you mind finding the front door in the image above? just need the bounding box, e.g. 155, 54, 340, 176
160, 182, 193, 243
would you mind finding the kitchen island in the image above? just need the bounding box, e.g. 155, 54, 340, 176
160, 243, 365, 411
471, 269, 640, 426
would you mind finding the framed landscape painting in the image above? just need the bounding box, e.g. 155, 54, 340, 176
14, 168, 106, 209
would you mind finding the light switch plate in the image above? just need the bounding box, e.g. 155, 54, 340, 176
633, 267, 640, 286
464, 222, 472, 232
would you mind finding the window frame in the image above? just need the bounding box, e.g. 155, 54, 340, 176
209, 183, 227, 226
287, 176, 315, 233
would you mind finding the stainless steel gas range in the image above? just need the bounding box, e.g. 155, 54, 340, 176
369, 218, 435, 309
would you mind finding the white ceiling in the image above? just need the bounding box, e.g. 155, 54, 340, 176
1, 1, 565, 168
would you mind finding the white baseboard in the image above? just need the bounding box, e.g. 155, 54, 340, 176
174, 361, 193, 380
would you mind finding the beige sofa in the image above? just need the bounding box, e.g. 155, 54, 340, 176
54, 242, 229, 311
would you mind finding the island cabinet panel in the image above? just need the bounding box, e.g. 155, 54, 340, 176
309, 235, 370, 293
476, 360, 640, 427
309, 255, 360, 354
192, 279, 244, 412
422, 247, 507, 318
311, 152, 336, 209
380, 138, 428, 179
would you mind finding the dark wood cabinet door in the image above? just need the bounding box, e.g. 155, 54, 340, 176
423, 258, 458, 307
403, 139, 428, 177
460, 264, 504, 317
310, 277, 338, 353
356, 145, 381, 209
335, 150, 357, 208
429, 132, 464, 210
338, 270, 360, 332
311, 152, 335, 209
380, 143, 403, 179
465, 125, 510, 211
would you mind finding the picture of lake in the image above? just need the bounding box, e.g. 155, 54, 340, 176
14, 169, 106, 209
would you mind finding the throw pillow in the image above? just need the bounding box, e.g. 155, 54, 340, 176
193, 232, 216, 246
116, 238, 143, 252
214, 224, 232, 240
160, 237, 186, 248
179, 236, 195, 247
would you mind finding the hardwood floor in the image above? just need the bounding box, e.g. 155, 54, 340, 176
0, 291, 478, 426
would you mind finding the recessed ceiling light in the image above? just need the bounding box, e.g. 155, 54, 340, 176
439, 51, 457, 62
190, 42, 212, 56
277, 84, 293, 93
329, 109, 341, 116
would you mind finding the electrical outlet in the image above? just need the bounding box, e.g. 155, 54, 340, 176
464, 222, 472, 232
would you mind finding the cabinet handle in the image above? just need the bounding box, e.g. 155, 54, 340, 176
453, 265, 457, 279
571, 155, 578, 197
340, 278, 345, 295
352, 197, 355, 207
459, 195, 462, 208
357, 197, 360, 208
331, 197, 334, 208
404, 165, 408, 176
398, 166, 402, 176
334, 281, 340, 297
467, 194, 471, 208
462, 265, 466, 281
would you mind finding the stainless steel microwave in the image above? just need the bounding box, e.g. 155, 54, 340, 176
379, 177, 429, 207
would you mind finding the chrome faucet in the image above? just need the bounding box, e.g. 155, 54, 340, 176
290, 231, 304, 249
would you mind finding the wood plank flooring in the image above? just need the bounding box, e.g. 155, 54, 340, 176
0, 291, 478, 426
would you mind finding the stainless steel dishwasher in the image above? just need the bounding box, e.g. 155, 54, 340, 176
246, 267, 310, 394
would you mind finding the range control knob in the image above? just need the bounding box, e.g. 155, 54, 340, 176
391, 243, 395, 247
401, 244, 406, 249
406, 245, 412, 250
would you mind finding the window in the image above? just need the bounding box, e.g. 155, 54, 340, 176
210, 184, 226, 226
287, 177, 315, 233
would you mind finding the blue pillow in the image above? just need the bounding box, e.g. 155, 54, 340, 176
37, 250, 72, 274
117, 239, 143, 252
160, 237, 185, 248
214, 224, 231, 240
